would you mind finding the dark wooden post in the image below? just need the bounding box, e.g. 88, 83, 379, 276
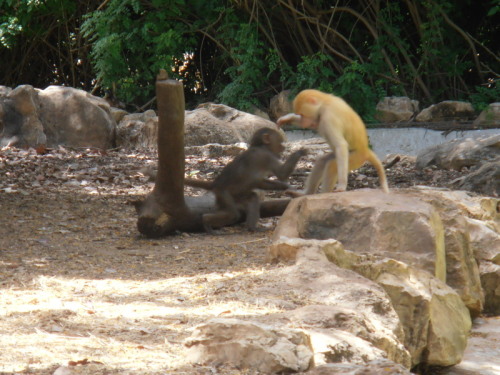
134, 71, 202, 236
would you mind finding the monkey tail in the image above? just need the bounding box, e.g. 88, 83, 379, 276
184, 177, 214, 190
366, 150, 390, 193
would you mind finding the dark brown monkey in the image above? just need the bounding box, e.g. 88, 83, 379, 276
185, 127, 306, 232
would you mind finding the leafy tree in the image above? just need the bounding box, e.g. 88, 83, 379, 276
0, 0, 98, 90
1, 1, 498, 120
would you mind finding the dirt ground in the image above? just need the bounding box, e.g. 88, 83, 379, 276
0, 143, 472, 374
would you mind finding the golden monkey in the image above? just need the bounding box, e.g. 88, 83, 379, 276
277, 89, 389, 194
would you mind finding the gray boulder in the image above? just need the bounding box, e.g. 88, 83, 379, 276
456, 158, 500, 197
416, 134, 500, 170
38, 86, 116, 149
473, 103, 500, 128
0, 85, 46, 147
416, 100, 475, 122
185, 103, 281, 146
375, 96, 419, 123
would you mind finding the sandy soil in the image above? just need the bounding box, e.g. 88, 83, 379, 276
0, 144, 471, 374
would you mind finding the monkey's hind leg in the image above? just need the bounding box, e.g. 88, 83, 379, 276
202, 192, 241, 233
320, 156, 338, 193
244, 192, 261, 231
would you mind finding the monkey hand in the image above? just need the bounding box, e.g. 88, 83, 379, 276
277, 113, 301, 127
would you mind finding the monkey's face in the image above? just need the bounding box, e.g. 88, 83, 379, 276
268, 133, 285, 155
295, 96, 321, 130
299, 115, 318, 129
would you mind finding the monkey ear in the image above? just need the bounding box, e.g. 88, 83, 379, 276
307, 96, 319, 105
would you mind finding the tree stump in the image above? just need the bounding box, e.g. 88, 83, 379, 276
134, 71, 290, 237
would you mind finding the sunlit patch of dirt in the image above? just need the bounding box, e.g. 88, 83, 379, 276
0, 144, 472, 374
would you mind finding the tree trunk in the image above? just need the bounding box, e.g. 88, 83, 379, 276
134, 71, 291, 237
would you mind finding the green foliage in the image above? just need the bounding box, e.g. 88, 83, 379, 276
0, 0, 76, 48
488, 0, 500, 15
289, 53, 336, 94
333, 61, 386, 122
286, 56, 385, 121
1, 1, 499, 114
82, 0, 192, 103
0, 16, 22, 48
470, 84, 500, 112
216, 24, 266, 111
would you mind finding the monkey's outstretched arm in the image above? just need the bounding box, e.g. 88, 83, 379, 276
274, 149, 307, 181
276, 113, 301, 127
256, 178, 289, 190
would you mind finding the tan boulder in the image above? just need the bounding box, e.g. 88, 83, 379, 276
115, 110, 158, 149
272, 190, 447, 281
270, 238, 471, 367
38, 86, 116, 149
473, 102, 500, 128
375, 96, 419, 123
467, 217, 500, 314
273, 188, 492, 316
185, 103, 282, 146
409, 189, 491, 316
0, 85, 46, 147
416, 100, 475, 122
188, 243, 411, 370
263, 246, 411, 367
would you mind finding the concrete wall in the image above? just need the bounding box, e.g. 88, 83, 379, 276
285, 128, 500, 159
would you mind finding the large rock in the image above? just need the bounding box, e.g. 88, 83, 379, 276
186, 244, 411, 371
416, 134, 500, 170
273, 188, 490, 317
412, 189, 485, 316
467, 218, 500, 314
473, 102, 500, 128
307, 359, 413, 374
456, 159, 500, 197
0, 85, 46, 147
272, 189, 447, 281
116, 103, 283, 149
115, 110, 158, 149
270, 238, 471, 367
416, 100, 475, 122
185, 318, 313, 373
375, 96, 419, 123
263, 246, 411, 368
371, 260, 471, 367
185, 103, 282, 146
37, 86, 116, 149
0, 85, 12, 97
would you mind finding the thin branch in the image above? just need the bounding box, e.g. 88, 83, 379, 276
433, 1, 483, 81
